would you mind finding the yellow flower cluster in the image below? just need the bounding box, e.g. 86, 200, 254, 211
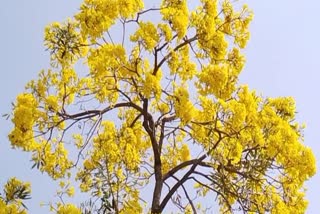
191, 2, 227, 59
76, 0, 144, 40
173, 86, 196, 125
31, 140, 73, 180
45, 95, 59, 111
192, 86, 316, 212
56, 203, 81, 214
267, 96, 296, 120
130, 22, 160, 51
161, 142, 191, 174
161, 0, 189, 39
57, 68, 78, 105
93, 121, 145, 171
77, 121, 147, 192
221, 2, 253, 48
142, 70, 162, 100
0, 178, 31, 214
0, 200, 26, 214
74, 120, 147, 212
9, 93, 39, 151
167, 46, 197, 81
4, 178, 30, 202
88, 44, 127, 103
197, 64, 228, 98
44, 20, 88, 67
228, 48, 246, 75
9, 75, 74, 180
119, 190, 143, 214
118, 0, 144, 18
191, 0, 253, 61
58, 181, 75, 197
25, 68, 77, 130
157, 23, 172, 42
196, 48, 246, 99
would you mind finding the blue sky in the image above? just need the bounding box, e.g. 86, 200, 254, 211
1, 0, 319, 213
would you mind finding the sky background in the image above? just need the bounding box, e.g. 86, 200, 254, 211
1, 0, 319, 213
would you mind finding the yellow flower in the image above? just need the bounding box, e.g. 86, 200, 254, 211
57, 204, 81, 214
130, 22, 160, 51
66, 186, 75, 197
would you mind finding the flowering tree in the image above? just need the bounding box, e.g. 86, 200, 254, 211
5, 0, 316, 213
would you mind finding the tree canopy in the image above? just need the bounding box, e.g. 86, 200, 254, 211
3, 0, 316, 213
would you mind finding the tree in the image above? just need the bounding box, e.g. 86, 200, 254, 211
5, 0, 316, 213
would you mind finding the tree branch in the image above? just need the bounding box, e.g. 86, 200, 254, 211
159, 155, 206, 212
58, 102, 144, 120
153, 35, 198, 75
162, 156, 206, 181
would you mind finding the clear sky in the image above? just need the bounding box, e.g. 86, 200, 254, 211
1, 0, 319, 213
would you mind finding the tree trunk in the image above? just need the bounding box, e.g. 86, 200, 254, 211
151, 161, 163, 213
